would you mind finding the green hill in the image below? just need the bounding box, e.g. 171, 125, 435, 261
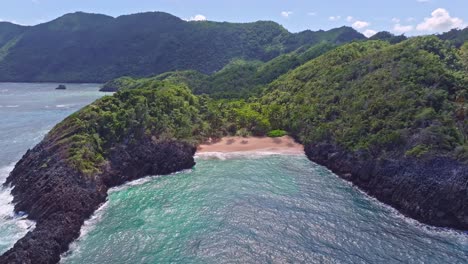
262, 37, 467, 157
369, 31, 407, 44
0, 12, 365, 83
101, 42, 338, 99
438, 28, 468, 47
102, 36, 468, 160
3, 36, 468, 263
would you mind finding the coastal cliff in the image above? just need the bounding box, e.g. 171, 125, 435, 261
1, 36, 468, 263
0, 137, 195, 264
261, 37, 468, 229
0, 82, 206, 263
305, 143, 468, 230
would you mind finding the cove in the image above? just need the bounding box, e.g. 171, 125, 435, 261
62, 155, 468, 264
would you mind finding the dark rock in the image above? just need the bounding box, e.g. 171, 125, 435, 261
0, 136, 196, 264
305, 142, 468, 230
55, 84, 66, 90
98, 86, 118, 92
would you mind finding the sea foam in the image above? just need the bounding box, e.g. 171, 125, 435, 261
0, 163, 35, 254
195, 151, 304, 160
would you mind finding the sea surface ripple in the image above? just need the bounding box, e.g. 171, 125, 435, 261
62, 154, 468, 264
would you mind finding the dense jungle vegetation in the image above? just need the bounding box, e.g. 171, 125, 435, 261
46, 34, 468, 175
0, 12, 366, 82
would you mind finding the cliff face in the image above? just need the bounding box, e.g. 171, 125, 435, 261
0, 137, 196, 264
305, 143, 468, 230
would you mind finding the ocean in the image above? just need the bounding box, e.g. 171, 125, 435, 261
0, 84, 467, 263
0, 83, 109, 254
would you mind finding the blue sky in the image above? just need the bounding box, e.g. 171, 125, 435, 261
0, 0, 467, 37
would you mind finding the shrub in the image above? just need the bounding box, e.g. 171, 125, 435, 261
267, 129, 288, 137
406, 145, 430, 157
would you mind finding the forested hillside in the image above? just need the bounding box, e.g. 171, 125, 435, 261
262, 37, 468, 159
101, 42, 338, 98
103, 36, 468, 161
0, 12, 365, 82
439, 28, 468, 47
2, 34, 468, 264
92, 36, 468, 230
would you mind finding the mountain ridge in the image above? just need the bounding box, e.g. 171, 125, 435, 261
0, 11, 366, 83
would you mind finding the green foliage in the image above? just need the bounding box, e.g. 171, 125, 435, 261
103, 43, 338, 99
438, 28, 468, 48
406, 145, 431, 157
461, 42, 468, 70
369, 31, 407, 44
47, 81, 211, 175
0, 22, 25, 49
42, 34, 468, 177
261, 37, 468, 157
0, 12, 365, 82
267, 130, 288, 137
194, 59, 263, 99
47, 81, 274, 174
100, 76, 138, 91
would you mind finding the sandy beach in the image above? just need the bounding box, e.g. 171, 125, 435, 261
196, 136, 304, 154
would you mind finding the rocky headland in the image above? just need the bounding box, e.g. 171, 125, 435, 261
305, 143, 468, 230
0, 136, 195, 264
2, 36, 468, 263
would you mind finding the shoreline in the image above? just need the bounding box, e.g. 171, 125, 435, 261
196, 136, 304, 155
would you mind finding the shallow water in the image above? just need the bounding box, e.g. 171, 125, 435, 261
0, 84, 467, 263
62, 155, 468, 264
0, 83, 108, 254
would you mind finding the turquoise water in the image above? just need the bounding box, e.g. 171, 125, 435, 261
0, 83, 108, 254
0, 84, 467, 263
62, 155, 468, 264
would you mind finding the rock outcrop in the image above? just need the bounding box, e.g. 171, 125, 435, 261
305, 143, 468, 230
0, 137, 196, 264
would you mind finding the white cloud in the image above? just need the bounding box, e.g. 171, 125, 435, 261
187, 14, 207, 21
392, 18, 401, 23
329, 16, 341, 21
407, 17, 416, 22
352, 20, 370, 29
281, 11, 293, 18
416, 8, 464, 32
416, 0, 430, 3
346, 16, 354, 22
307, 12, 317, 16
393, 24, 414, 34
364, 29, 377, 38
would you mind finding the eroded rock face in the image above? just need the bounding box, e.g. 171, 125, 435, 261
0, 137, 196, 264
305, 143, 468, 230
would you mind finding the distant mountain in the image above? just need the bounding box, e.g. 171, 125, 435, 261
0, 12, 366, 83
101, 42, 338, 99
369, 31, 407, 44
438, 27, 468, 47
0, 22, 26, 47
